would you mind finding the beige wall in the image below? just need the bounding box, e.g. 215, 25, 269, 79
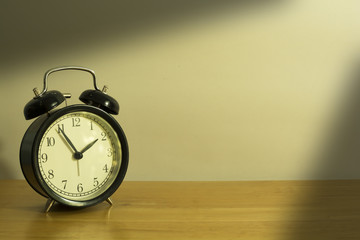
1, 1, 360, 180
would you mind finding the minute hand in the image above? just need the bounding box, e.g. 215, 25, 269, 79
59, 128, 79, 153
80, 139, 99, 154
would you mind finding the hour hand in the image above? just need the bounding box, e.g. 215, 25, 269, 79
58, 128, 79, 153
80, 139, 98, 154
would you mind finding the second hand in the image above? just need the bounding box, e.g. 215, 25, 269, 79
77, 160, 80, 176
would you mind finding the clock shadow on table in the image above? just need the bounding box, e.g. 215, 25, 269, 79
45, 201, 113, 216
24, 201, 126, 240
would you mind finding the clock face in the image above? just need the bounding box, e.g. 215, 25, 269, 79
37, 111, 122, 202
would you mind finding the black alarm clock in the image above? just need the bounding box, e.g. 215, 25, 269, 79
20, 66, 129, 212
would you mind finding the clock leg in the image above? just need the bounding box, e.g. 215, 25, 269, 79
44, 198, 55, 213
105, 197, 113, 206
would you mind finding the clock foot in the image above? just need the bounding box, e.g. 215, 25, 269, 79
44, 198, 55, 213
106, 197, 113, 206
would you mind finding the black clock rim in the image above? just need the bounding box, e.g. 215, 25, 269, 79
30, 104, 129, 207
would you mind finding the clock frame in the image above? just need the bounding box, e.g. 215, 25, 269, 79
19, 66, 129, 212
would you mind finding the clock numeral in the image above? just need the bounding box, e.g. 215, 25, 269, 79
103, 164, 109, 173
62, 180, 67, 189
56, 124, 64, 133
77, 183, 84, 192
48, 169, 54, 179
101, 132, 107, 141
41, 153, 48, 163
47, 137, 55, 147
72, 117, 81, 127
90, 121, 94, 130
107, 148, 113, 157
93, 177, 99, 187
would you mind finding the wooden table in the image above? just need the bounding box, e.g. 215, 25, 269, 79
0, 180, 359, 240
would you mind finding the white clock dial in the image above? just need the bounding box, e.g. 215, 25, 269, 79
37, 111, 122, 201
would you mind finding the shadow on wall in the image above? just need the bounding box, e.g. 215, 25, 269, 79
0, 142, 16, 179
0, 0, 279, 70
314, 59, 360, 180
287, 59, 360, 239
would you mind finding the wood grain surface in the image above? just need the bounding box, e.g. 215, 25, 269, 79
0, 180, 359, 240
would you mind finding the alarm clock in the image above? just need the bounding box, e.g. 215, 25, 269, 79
20, 66, 129, 212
